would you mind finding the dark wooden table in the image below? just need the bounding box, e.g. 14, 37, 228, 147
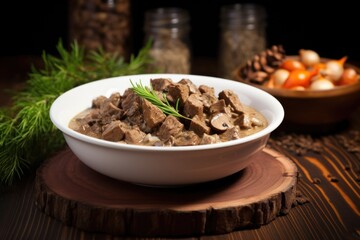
0, 56, 359, 240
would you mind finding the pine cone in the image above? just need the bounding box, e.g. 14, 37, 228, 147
235, 45, 286, 84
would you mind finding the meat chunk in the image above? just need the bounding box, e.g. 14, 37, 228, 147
200, 93, 218, 112
123, 101, 144, 127
101, 120, 127, 142
178, 78, 200, 94
92, 96, 107, 108
94, 97, 124, 126
124, 127, 146, 144
199, 85, 215, 96
142, 99, 166, 130
167, 83, 190, 106
189, 115, 210, 136
121, 89, 141, 112
108, 92, 121, 107
220, 126, 242, 141
157, 115, 184, 141
99, 100, 123, 119
199, 85, 217, 112
80, 109, 100, 126
183, 94, 204, 118
234, 113, 251, 129
121, 90, 143, 126
209, 99, 227, 114
150, 78, 173, 91
219, 90, 244, 114
70, 110, 101, 138
235, 113, 265, 129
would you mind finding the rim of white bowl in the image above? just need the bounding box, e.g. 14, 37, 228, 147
50, 74, 284, 152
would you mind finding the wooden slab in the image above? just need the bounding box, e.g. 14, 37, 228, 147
34, 147, 298, 237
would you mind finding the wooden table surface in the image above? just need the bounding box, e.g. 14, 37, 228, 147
0, 56, 359, 240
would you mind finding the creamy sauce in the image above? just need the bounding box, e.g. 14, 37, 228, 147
69, 104, 267, 146
68, 79, 268, 146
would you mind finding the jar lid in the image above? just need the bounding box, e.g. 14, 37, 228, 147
220, 4, 266, 27
144, 7, 190, 29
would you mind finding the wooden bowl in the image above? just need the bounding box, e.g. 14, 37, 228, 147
233, 58, 360, 132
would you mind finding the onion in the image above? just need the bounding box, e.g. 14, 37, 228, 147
338, 68, 359, 85
272, 69, 289, 87
323, 57, 347, 82
299, 49, 320, 67
310, 79, 335, 90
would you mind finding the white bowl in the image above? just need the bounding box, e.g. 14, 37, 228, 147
50, 74, 284, 186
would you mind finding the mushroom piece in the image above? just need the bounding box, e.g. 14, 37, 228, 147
210, 113, 233, 132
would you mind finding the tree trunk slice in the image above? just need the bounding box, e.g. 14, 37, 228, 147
35, 147, 298, 237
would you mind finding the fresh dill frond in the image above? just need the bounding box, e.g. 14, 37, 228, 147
0, 40, 152, 186
130, 80, 190, 120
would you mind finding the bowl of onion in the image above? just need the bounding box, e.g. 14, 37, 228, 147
233, 46, 360, 131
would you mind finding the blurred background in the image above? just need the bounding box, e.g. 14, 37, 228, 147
0, 0, 359, 62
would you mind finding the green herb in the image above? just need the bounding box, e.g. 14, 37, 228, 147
130, 80, 190, 120
0, 40, 152, 186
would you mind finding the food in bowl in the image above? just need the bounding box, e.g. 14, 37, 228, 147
237, 46, 359, 91
232, 46, 360, 128
50, 74, 284, 186
69, 78, 268, 146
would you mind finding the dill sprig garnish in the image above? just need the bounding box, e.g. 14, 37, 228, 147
130, 80, 190, 120
0, 40, 152, 186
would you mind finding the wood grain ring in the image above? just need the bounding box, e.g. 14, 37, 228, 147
35, 147, 297, 237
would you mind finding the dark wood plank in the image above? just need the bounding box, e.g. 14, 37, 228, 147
1, 56, 359, 240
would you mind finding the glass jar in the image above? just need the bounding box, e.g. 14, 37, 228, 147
144, 8, 191, 74
218, 4, 267, 79
68, 0, 131, 59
